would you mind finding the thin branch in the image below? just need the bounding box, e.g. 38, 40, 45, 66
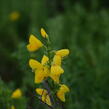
43, 80, 56, 109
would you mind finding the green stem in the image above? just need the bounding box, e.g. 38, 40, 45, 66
43, 80, 56, 109
44, 36, 63, 109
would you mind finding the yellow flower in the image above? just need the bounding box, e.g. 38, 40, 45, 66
11, 89, 22, 99
41, 28, 48, 38
27, 34, 43, 52
36, 88, 52, 106
50, 65, 64, 83
56, 84, 70, 102
52, 55, 61, 66
29, 55, 50, 83
49, 54, 63, 83
56, 49, 70, 57
11, 105, 15, 109
10, 12, 20, 21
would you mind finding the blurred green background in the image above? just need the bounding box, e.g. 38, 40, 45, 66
0, 0, 109, 109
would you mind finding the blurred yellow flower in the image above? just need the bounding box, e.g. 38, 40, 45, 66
11, 89, 22, 99
29, 55, 50, 83
57, 84, 70, 102
10, 12, 20, 21
56, 49, 70, 57
27, 34, 43, 52
41, 28, 48, 38
11, 105, 15, 109
36, 88, 52, 106
50, 65, 64, 83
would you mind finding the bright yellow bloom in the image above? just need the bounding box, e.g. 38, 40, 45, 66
56, 49, 70, 57
11, 105, 15, 109
11, 89, 22, 99
57, 84, 70, 102
10, 12, 20, 21
53, 55, 61, 66
41, 28, 48, 38
27, 34, 43, 52
36, 88, 52, 106
29, 55, 50, 83
50, 65, 64, 83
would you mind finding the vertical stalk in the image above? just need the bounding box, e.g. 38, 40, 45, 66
43, 36, 63, 109
44, 37, 57, 109
43, 81, 56, 109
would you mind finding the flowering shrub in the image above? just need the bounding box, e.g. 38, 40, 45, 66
27, 28, 70, 109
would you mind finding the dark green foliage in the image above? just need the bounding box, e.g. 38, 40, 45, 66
0, 0, 109, 109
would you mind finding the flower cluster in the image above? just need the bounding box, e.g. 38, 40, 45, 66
27, 28, 70, 108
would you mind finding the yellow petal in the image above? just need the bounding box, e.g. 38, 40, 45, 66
27, 44, 38, 52
50, 65, 64, 83
60, 84, 70, 92
43, 66, 50, 77
11, 105, 15, 109
53, 55, 61, 66
11, 89, 22, 99
35, 88, 47, 96
29, 34, 42, 46
57, 90, 65, 102
51, 65, 64, 75
56, 84, 70, 102
27, 34, 43, 52
34, 66, 50, 84
50, 73, 60, 83
41, 55, 49, 65
41, 28, 48, 38
29, 59, 43, 70
35, 69, 45, 83
56, 49, 70, 57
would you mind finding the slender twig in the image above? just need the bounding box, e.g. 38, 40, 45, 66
43, 80, 56, 109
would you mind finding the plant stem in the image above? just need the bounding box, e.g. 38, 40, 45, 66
43, 36, 63, 109
43, 80, 56, 109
